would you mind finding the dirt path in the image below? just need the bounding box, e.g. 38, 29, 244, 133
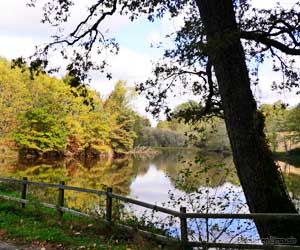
278, 160, 300, 175
0, 241, 42, 250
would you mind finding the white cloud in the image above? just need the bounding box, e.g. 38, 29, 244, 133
146, 32, 162, 46
89, 47, 159, 123
252, 60, 300, 107
0, 35, 39, 59
0, 0, 131, 40
0, 1, 54, 38
90, 47, 155, 95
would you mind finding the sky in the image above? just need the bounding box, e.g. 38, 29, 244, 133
0, 0, 299, 124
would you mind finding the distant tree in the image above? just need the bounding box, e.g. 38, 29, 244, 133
104, 81, 137, 154
286, 106, 300, 147
0, 59, 138, 156
138, 127, 185, 147
14, 106, 67, 153
260, 102, 300, 151
260, 101, 288, 151
132, 114, 151, 147
76, 97, 110, 151
62, 73, 95, 109
0, 58, 31, 136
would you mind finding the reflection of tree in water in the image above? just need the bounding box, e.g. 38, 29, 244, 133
147, 149, 238, 191
13, 163, 68, 182
0, 146, 18, 176
66, 158, 136, 195
0, 161, 17, 177
132, 157, 151, 177
132, 150, 255, 244
7, 157, 138, 212
66, 157, 140, 212
3, 149, 300, 215
8, 164, 68, 205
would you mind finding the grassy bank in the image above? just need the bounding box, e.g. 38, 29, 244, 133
0, 197, 169, 250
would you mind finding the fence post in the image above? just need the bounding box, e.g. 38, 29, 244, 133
180, 206, 188, 249
58, 181, 65, 217
20, 177, 28, 208
106, 187, 113, 225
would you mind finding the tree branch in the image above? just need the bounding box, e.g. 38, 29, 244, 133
46, 0, 118, 49
240, 31, 300, 55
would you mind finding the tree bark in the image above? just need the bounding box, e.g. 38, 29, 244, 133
195, 0, 300, 241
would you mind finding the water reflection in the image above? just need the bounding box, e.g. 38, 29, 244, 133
1, 149, 300, 243
128, 157, 254, 243
131, 164, 184, 203
1, 149, 299, 208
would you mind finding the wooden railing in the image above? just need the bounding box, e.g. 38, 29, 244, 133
0, 177, 300, 250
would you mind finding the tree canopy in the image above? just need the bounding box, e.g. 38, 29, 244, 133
0, 58, 148, 157
261, 101, 300, 151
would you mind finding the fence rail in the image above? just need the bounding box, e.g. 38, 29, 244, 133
0, 176, 300, 250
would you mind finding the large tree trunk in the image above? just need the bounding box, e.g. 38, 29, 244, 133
195, 0, 299, 241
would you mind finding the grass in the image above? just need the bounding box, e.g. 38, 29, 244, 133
0, 201, 129, 249
0, 188, 171, 250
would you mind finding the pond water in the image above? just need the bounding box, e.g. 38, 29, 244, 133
0, 148, 299, 243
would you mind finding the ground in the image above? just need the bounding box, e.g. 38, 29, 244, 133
0, 240, 39, 250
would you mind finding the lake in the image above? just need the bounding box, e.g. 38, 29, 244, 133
0, 148, 299, 242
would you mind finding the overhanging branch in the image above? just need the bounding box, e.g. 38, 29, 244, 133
240, 31, 300, 56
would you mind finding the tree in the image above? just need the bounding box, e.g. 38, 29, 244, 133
260, 101, 288, 151
0, 58, 144, 157
74, 94, 110, 153
194, 1, 299, 240
14, 106, 68, 154
260, 102, 300, 151
286, 105, 300, 148
104, 81, 137, 154
0, 58, 31, 137
25, 0, 300, 240
132, 113, 151, 147
137, 127, 186, 147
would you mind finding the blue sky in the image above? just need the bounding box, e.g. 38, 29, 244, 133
115, 19, 162, 54
0, 0, 299, 124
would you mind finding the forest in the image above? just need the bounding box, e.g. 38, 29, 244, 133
261, 102, 300, 152
0, 57, 139, 159
1, 56, 299, 163
0, 57, 214, 160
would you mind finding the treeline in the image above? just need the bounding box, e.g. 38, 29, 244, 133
0, 57, 232, 159
135, 127, 186, 147
0, 58, 150, 159
135, 101, 230, 150
137, 100, 300, 152
260, 101, 300, 152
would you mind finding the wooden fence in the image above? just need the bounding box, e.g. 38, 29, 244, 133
0, 177, 300, 250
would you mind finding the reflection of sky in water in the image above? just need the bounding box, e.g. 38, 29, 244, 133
128, 162, 260, 243
130, 164, 185, 203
